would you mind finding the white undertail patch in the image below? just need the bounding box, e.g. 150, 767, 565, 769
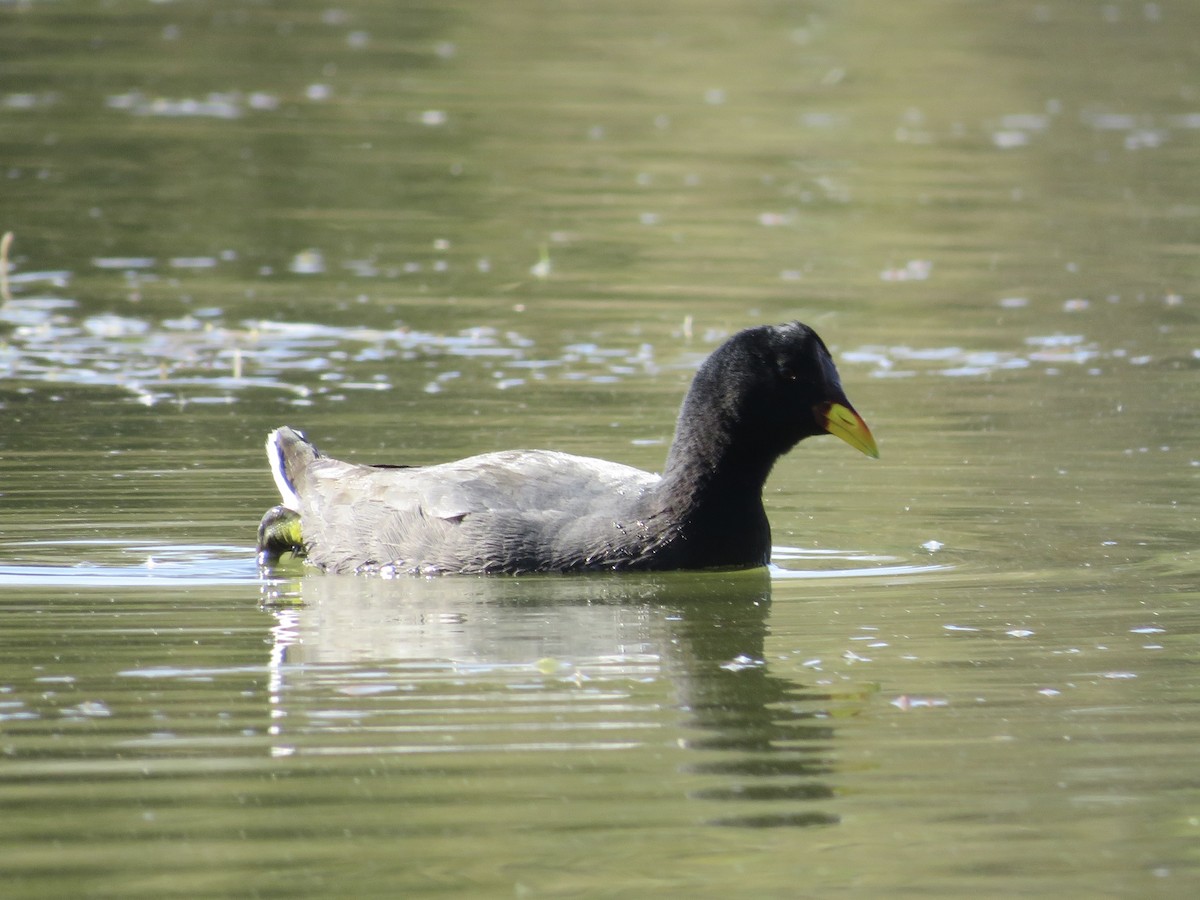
267, 428, 303, 511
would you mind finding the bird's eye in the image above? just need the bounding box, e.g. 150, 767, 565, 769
780, 366, 797, 382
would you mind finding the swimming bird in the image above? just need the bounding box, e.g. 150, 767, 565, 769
257, 321, 878, 575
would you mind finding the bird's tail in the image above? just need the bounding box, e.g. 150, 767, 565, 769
266, 426, 320, 511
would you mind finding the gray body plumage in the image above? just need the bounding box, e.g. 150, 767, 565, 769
271, 429, 674, 575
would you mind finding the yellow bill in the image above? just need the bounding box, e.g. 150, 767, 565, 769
818, 401, 879, 459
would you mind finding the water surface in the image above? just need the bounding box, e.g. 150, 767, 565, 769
1, 0, 1198, 896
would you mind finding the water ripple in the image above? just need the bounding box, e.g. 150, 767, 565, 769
0, 541, 261, 587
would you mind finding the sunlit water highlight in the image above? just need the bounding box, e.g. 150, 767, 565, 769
0, 541, 946, 586
4, 292, 1191, 406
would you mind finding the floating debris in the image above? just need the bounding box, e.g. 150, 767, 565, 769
0, 230, 11, 302
530, 245, 552, 279
106, 90, 261, 119
288, 249, 326, 275
891, 696, 949, 710
93, 256, 156, 270
880, 259, 932, 282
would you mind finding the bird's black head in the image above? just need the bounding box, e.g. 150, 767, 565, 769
684, 321, 878, 463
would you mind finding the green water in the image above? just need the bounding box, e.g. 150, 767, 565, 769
1, 0, 1198, 896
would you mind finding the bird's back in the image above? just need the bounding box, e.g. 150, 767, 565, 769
270, 427, 661, 574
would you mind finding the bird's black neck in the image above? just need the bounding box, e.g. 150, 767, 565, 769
649, 394, 777, 568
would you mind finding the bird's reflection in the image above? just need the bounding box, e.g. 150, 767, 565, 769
261, 569, 838, 828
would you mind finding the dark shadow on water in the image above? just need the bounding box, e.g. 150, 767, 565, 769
262, 568, 851, 829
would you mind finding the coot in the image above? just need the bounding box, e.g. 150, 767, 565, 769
257, 321, 878, 575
